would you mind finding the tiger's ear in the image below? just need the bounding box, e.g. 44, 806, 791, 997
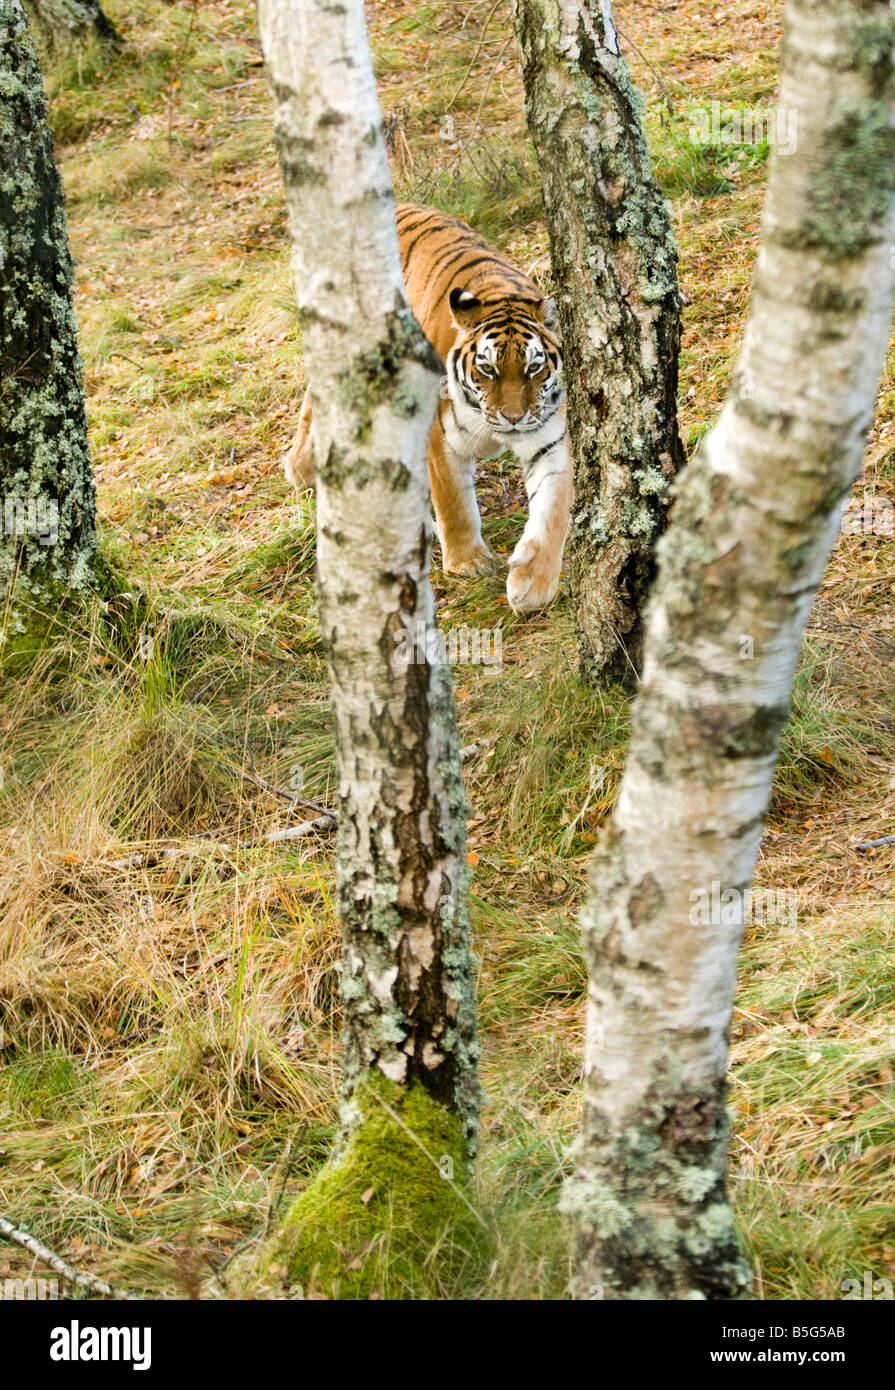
449, 287, 483, 330
540, 296, 559, 329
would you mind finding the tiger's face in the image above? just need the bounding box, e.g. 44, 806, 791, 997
448, 288, 564, 436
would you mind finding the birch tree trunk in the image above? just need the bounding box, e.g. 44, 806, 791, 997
0, 0, 97, 661
255, 0, 482, 1299
565, 0, 895, 1299
22, 0, 121, 56
513, 0, 685, 686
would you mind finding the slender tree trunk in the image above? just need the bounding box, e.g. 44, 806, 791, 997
255, 0, 482, 1299
513, 0, 685, 687
564, 0, 895, 1299
0, 0, 97, 657
22, 0, 121, 56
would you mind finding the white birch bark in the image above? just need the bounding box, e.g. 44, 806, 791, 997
566, 0, 895, 1298
256, 0, 478, 1145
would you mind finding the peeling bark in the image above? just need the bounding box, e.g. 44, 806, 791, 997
513, 0, 685, 686
565, 0, 895, 1298
257, 0, 478, 1150
0, 0, 97, 651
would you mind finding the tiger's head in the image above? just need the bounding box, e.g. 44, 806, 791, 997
447, 288, 564, 436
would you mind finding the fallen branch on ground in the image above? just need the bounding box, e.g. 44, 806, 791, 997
220, 760, 333, 819
855, 834, 895, 852
242, 815, 336, 848
0, 1214, 117, 1299
459, 738, 494, 763
105, 814, 336, 869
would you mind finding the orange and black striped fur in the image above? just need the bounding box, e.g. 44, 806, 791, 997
284, 203, 573, 613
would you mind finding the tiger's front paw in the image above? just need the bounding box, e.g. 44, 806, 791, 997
507, 537, 561, 614
442, 540, 498, 577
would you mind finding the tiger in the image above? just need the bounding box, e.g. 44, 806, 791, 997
284, 203, 573, 615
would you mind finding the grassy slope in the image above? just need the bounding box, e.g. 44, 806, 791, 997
0, 0, 892, 1299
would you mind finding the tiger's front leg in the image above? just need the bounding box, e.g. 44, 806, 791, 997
507, 422, 573, 615
427, 406, 496, 577
284, 390, 315, 489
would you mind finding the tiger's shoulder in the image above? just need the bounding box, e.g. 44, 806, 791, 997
394, 203, 545, 361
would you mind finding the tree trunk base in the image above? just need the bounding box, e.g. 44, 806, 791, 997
563, 1079, 752, 1300
233, 1074, 490, 1300
23, 0, 123, 59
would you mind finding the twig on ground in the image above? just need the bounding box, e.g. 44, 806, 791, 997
108, 351, 144, 370
460, 738, 494, 763
108, 809, 337, 868
243, 816, 335, 848
210, 78, 262, 93
855, 835, 895, 852
807, 618, 895, 651
221, 759, 333, 820
105, 812, 336, 869
0, 1214, 117, 1299
106, 848, 181, 870
265, 1127, 307, 1234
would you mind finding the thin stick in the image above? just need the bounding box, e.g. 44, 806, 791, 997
0, 1214, 116, 1298
807, 618, 895, 651
446, 0, 503, 111
220, 760, 334, 820
108, 351, 145, 370
167, 0, 199, 147
244, 815, 335, 848
417, 33, 514, 198
470, 35, 513, 134
855, 835, 895, 852
105, 814, 335, 868
460, 738, 493, 763
265, 1126, 307, 1234
615, 23, 676, 116
460, 0, 497, 31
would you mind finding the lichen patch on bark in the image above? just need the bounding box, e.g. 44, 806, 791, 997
0, 0, 97, 653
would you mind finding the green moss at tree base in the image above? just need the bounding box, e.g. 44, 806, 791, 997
0, 546, 139, 675
255, 1074, 490, 1300
0, 575, 77, 673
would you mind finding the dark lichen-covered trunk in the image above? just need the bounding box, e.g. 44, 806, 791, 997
513, 0, 685, 686
254, 0, 483, 1299
0, 0, 97, 656
22, 0, 121, 56
564, 0, 895, 1299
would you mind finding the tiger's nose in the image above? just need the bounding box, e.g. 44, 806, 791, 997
501, 408, 526, 424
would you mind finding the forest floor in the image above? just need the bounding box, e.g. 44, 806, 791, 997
0, 0, 893, 1300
